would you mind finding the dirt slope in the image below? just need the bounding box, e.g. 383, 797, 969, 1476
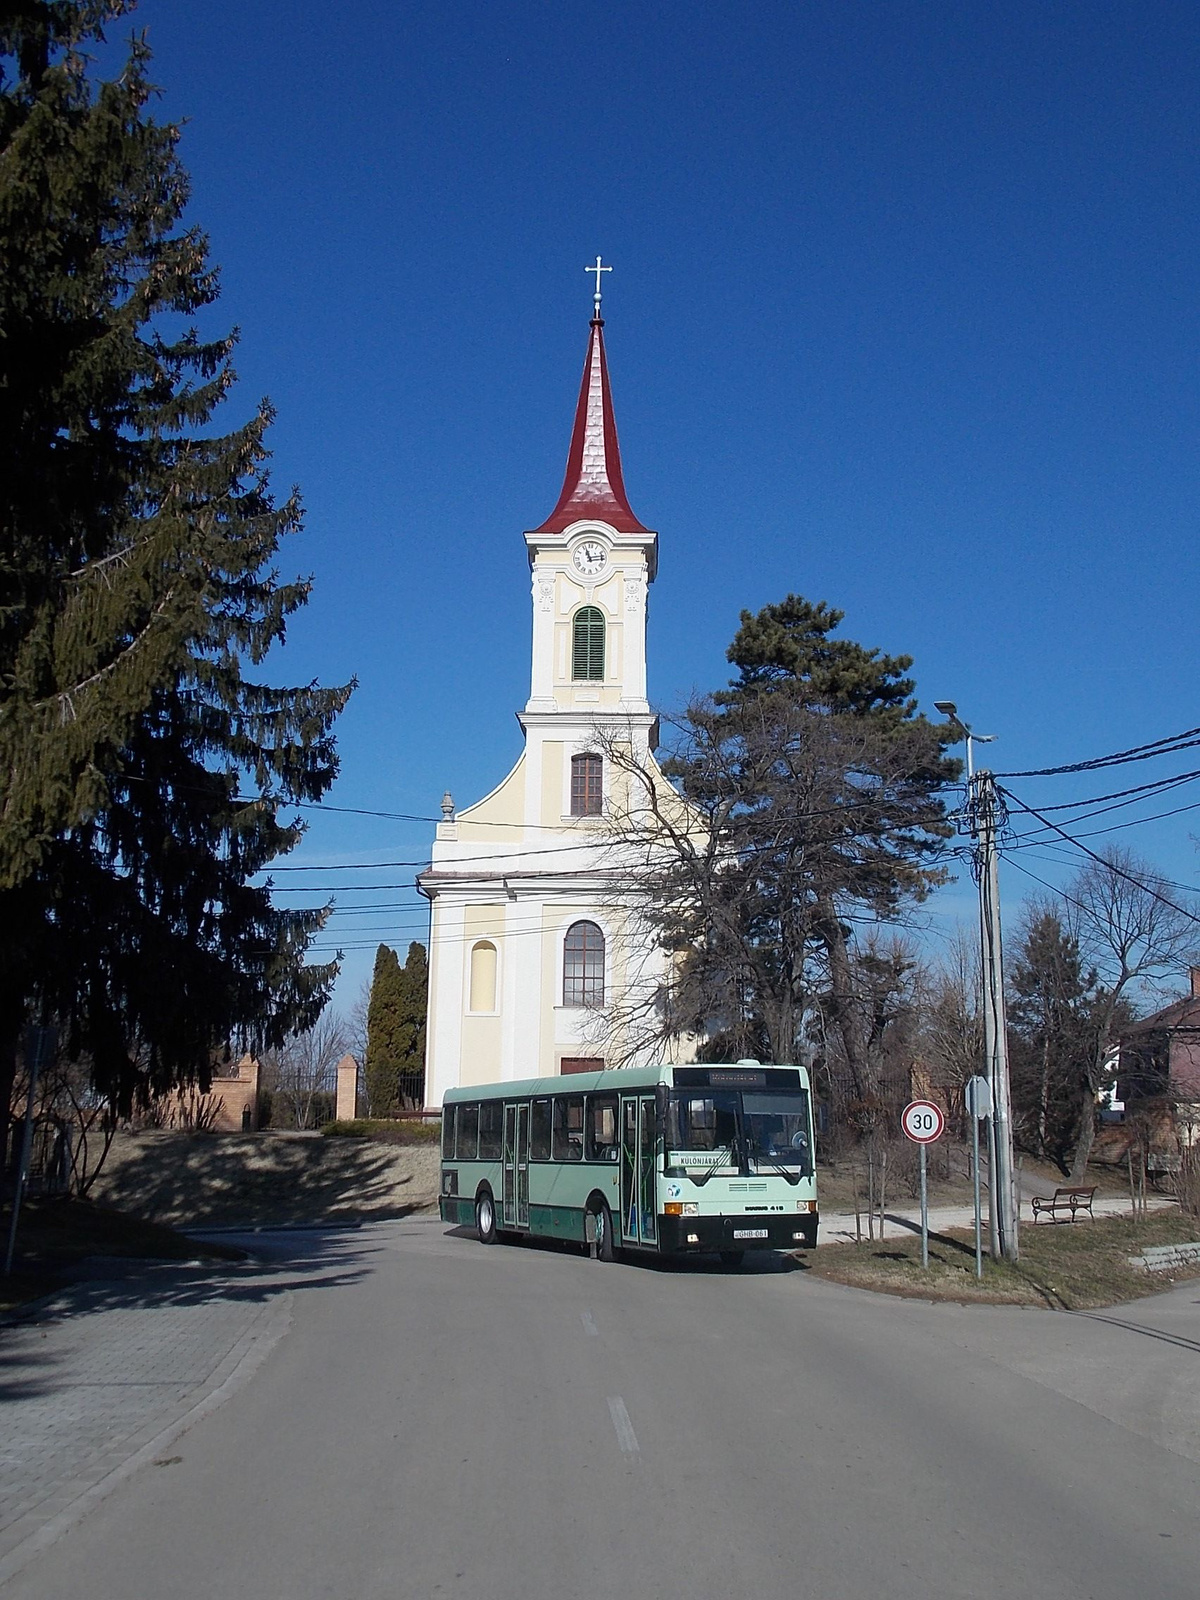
90, 1131, 440, 1228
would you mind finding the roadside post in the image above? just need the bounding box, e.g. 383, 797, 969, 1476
965, 1075, 993, 1280
901, 1100, 945, 1269
3, 1026, 57, 1277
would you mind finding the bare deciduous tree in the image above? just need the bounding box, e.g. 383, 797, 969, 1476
8, 1040, 117, 1195
922, 924, 984, 1099
261, 1012, 349, 1130
1064, 847, 1199, 1178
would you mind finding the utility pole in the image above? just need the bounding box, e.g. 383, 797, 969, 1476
935, 701, 1018, 1264
972, 769, 1019, 1262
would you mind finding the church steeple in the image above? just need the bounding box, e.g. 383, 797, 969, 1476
530, 315, 652, 538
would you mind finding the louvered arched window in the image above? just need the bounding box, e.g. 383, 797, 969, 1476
572, 607, 605, 681
563, 921, 605, 1008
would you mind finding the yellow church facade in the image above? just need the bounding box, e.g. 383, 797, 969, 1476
418, 295, 695, 1106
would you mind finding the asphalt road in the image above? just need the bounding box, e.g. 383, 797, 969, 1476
9, 1218, 1200, 1600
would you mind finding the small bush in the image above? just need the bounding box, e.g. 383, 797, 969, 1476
321, 1117, 440, 1145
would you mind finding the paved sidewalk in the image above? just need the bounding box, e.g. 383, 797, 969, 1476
0, 1251, 297, 1583
819, 1191, 1174, 1243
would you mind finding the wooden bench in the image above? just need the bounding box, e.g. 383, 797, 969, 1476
1030, 1185, 1097, 1223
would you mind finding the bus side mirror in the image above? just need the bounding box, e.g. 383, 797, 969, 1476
654, 1083, 668, 1134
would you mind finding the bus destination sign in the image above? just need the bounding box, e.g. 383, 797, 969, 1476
707, 1070, 767, 1089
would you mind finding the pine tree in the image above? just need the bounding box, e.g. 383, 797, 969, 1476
646, 594, 959, 1092
722, 594, 920, 719
0, 3, 352, 1128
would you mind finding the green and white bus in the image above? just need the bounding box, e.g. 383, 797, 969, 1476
438, 1061, 818, 1264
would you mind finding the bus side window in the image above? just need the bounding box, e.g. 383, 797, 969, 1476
478, 1101, 503, 1159
458, 1102, 479, 1160
530, 1098, 552, 1161
585, 1093, 619, 1162
553, 1096, 584, 1161
441, 1104, 457, 1160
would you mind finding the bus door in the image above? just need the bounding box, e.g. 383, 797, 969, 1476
620, 1095, 658, 1246
503, 1103, 530, 1228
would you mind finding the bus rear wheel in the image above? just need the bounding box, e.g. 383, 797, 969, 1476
590, 1199, 615, 1262
719, 1249, 745, 1268
476, 1191, 497, 1244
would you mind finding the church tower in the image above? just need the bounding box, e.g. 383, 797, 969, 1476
419, 281, 680, 1106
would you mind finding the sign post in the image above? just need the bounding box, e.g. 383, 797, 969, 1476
965, 1075, 993, 1280
901, 1100, 945, 1268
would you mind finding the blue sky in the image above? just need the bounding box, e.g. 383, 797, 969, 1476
115, 1, 1200, 1007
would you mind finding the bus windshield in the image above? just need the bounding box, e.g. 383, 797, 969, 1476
666, 1089, 812, 1178
741, 1092, 813, 1175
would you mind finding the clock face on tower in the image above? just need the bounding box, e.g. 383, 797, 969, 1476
571, 540, 607, 577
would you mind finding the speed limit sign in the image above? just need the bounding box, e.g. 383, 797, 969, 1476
901, 1100, 945, 1144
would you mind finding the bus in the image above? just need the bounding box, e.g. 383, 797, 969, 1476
438, 1061, 818, 1264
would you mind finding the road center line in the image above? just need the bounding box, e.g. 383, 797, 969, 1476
580, 1309, 599, 1336
607, 1395, 639, 1457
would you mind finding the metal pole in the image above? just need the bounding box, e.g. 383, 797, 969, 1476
3, 1035, 45, 1277
971, 769, 1001, 1261
972, 1106, 982, 1279
920, 1142, 928, 1269
978, 771, 1019, 1262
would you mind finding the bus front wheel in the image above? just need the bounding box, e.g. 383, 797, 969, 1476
476, 1190, 497, 1245
590, 1199, 615, 1263
719, 1249, 745, 1268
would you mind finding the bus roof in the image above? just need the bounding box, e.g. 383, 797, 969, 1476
441, 1062, 810, 1104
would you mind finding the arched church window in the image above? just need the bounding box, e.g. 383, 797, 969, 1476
469, 940, 497, 1012
563, 921, 605, 1008
572, 606, 605, 681
570, 754, 603, 817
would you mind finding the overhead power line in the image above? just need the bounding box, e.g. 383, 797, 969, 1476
996, 784, 1200, 927
996, 723, 1200, 779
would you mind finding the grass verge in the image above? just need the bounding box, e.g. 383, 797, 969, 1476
0, 1195, 244, 1315
809, 1208, 1200, 1309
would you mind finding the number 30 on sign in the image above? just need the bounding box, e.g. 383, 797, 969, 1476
901, 1100, 945, 1144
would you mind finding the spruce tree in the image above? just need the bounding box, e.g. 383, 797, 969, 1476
1007, 910, 1101, 1171
0, 3, 352, 1127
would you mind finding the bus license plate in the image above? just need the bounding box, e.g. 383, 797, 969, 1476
733, 1228, 769, 1239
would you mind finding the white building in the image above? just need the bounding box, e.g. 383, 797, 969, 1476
418, 302, 692, 1106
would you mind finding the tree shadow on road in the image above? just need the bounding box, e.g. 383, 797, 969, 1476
0, 1224, 393, 1402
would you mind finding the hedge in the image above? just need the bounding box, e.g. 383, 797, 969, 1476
320, 1118, 441, 1145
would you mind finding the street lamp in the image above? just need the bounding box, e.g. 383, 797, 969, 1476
933, 699, 995, 782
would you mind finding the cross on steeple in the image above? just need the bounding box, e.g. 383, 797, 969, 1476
586, 255, 612, 318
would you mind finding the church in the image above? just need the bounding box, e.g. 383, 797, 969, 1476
418, 276, 696, 1107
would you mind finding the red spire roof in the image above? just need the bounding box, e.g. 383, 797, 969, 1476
531, 318, 652, 537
